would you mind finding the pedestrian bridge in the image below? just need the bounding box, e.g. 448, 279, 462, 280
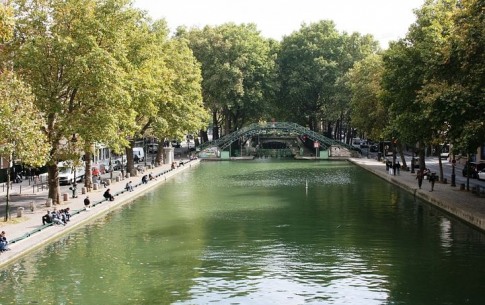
197, 122, 361, 159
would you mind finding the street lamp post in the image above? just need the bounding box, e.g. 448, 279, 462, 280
411, 149, 415, 174
451, 154, 456, 187
144, 138, 147, 167
70, 134, 78, 198
109, 156, 113, 180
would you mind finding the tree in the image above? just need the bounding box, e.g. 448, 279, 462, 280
347, 54, 387, 141
277, 20, 379, 137
0, 72, 49, 220
122, 19, 208, 174
9, 0, 137, 204
179, 23, 276, 138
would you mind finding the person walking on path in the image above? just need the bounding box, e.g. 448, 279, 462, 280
416, 170, 424, 189
429, 172, 436, 192
84, 196, 91, 210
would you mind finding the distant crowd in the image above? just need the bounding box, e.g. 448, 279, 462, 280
42, 208, 71, 226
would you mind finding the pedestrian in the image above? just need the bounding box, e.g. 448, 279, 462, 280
0, 231, 9, 251
416, 170, 423, 189
84, 196, 91, 210
429, 172, 436, 192
42, 210, 52, 225
125, 181, 134, 192
397, 161, 400, 175
103, 189, 115, 201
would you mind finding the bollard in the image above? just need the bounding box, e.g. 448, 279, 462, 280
63, 193, 69, 201
460, 183, 465, 191
93, 183, 99, 190
116, 176, 120, 182
82, 187, 87, 194
126, 173, 130, 178
17, 207, 25, 218
46, 198, 52, 207
106, 179, 111, 186
30, 201, 35, 212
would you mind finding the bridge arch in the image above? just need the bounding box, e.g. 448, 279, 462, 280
197, 122, 360, 159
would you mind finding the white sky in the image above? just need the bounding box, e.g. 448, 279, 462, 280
133, 0, 425, 49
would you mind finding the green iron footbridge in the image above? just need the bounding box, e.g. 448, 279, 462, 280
197, 122, 361, 159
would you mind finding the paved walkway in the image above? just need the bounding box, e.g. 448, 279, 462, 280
0, 158, 200, 268
349, 158, 485, 232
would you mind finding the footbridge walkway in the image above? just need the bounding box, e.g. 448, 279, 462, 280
197, 122, 360, 159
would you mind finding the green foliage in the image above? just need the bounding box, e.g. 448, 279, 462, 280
277, 20, 380, 131
0, 3, 14, 42
347, 54, 387, 140
180, 23, 277, 133
0, 71, 50, 167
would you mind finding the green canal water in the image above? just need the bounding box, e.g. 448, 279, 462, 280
1, 160, 485, 305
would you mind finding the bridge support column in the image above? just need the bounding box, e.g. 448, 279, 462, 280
320, 150, 329, 159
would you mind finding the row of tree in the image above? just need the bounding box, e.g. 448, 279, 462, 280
348, 0, 484, 182
1, 0, 209, 208
1, 0, 482, 209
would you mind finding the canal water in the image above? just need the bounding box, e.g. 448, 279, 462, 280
1, 160, 485, 305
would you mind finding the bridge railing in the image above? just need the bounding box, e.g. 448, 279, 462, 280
197, 122, 361, 156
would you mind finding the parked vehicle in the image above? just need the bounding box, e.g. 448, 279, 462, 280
133, 147, 145, 162
112, 158, 126, 171
478, 170, 485, 181
58, 163, 85, 185
147, 143, 158, 154
462, 161, 485, 179
351, 138, 361, 148
370, 144, 379, 152
440, 144, 450, 159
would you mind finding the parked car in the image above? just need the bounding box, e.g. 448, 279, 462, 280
147, 143, 158, 154
112, 159, 126, 171
370, 144, 379, 152
133, 147, 145, 162
58, 164, 85, 185
478, 170, 485, 181
462, 162, 485, 179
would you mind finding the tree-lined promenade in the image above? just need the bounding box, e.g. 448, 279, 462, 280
1, 0, 483, 211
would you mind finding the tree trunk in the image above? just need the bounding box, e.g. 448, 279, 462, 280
199, 129, 208, 143
155, 139, 163, 165
212, 110, 219, 140
47, 163, 60, 205
4, 162, 11, 221
84, 149, 93, 190
126, 141, 135, 177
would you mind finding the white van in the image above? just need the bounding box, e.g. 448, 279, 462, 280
133, 147, 145, 162
58, 163, 85, 185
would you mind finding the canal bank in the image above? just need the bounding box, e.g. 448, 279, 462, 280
0, 159, 201, 268
349, 158, 485, 232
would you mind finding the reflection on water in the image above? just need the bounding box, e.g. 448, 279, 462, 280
1, 160, 485, 305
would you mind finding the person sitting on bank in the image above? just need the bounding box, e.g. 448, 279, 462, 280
126, 181, 134, 192
141, 175, 148, 184
50, 210, 65, 226
103, 189, 115, 201
148, 173, 156, 181
42, 211, 52, 225
0, 231, 9, 252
